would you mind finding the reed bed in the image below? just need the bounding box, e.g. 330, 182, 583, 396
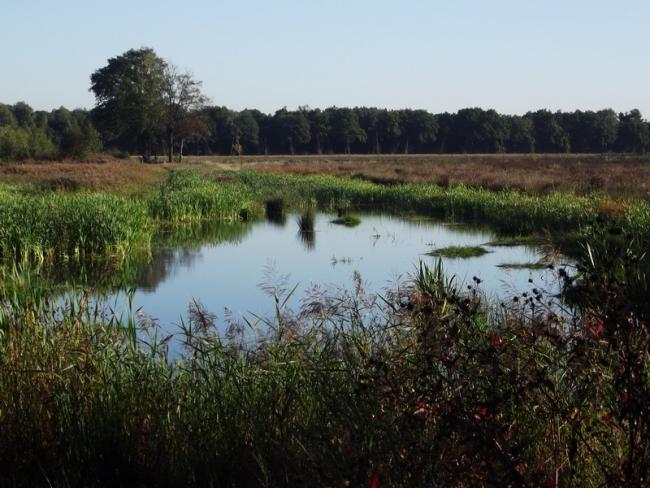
1, 169, 649, 263
235, 172, 650, 237
148, 170, 261, 222
0, 190, 150, 259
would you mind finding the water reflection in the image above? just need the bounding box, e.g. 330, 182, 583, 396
2, 213, 564, 337
265, 199, 287, 226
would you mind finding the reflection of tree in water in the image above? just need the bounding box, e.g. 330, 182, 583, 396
138, 247, 202, 291
15, 222, 253, 294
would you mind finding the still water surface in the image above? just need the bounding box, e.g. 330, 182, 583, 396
63, 212, 560, 337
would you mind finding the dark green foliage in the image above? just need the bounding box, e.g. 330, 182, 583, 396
3, 96, 650, 159
90, 47, 167, 158
272, 107, 311, 154
616, 109, 649, 153
326, 107, 366, 154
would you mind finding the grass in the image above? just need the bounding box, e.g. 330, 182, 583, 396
426, 245, 490, 258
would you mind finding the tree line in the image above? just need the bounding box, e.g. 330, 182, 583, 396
1, 47, 649, 161
0, 103, 100, 161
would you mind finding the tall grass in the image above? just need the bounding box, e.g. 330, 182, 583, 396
1, 169, 649, 260
0, 190, 150, 259
148, 170, 261, 222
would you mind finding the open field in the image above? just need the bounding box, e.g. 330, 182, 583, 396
178, 153, 650, 199
2, 153, 650, 199
0, 158, 167, 194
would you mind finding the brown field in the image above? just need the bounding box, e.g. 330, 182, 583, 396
0, 157, 167, 194
2, 153, 650, 199
189, 153, 650, 199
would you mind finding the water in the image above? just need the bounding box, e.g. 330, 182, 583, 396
47, 212, 558, 335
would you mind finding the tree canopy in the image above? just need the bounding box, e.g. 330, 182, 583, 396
2, 47, 650, 161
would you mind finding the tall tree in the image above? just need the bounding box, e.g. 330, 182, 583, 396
162, 65, 208, 162
302, 107, 329, 154
400, 109, 438, 153
616, 109, 648, 153
90, 48, 167, 159
0, 105, 17, 127
272, 108, 310, 154
376, 110, 401, 153
327, 107, 366, 154
248, 110, 272, 155
234, 110, 260, 154
12, 102, 34, 128
528, 110, 570, 153
506, 115, 534, 153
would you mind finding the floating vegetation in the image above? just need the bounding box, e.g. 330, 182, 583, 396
426, 245, 490, 259
331, 215, 361, 227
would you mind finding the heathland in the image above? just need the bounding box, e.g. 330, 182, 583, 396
0, 153, 649, 486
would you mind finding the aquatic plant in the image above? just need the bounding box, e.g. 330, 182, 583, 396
0, 190, 150, 259
426, 245, 490, 258
331, 214, 361, 227
297, 207, 316, 233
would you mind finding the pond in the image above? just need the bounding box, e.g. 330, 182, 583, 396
43, 211, 562, 349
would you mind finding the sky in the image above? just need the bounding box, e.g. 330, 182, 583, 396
2, 0, 649, 115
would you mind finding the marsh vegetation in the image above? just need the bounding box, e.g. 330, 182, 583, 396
0, 165, 648, 486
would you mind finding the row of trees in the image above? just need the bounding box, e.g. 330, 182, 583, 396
2, 47, 649, 161
188, 106, 650, 156
0, 103, 100, 161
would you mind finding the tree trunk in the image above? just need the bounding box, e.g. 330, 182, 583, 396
168, 128, 174, 163
289, 138, 295, 155
404, 137, 409, 154
375, 132, 380, 154
178, 138, 184, 163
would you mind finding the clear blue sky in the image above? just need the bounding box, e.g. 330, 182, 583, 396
2, 0, 649, 115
